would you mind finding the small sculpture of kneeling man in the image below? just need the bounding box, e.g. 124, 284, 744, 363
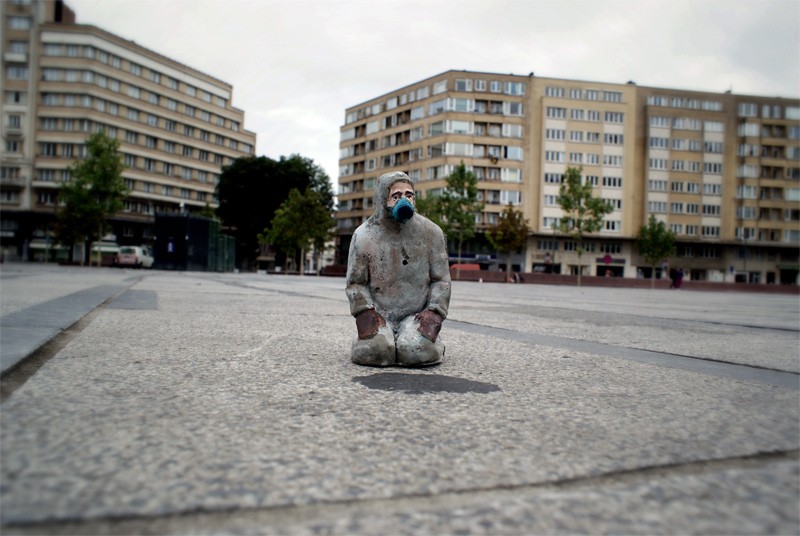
346, 171, 451, 367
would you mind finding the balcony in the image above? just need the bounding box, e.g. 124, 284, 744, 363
0, 175, 26, 188
3, 52, 27, 63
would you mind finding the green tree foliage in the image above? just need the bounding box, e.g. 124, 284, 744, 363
556, 166, 612, 286
636, 215, 677, 288
486, 203, 529, 281
260, 188, 334, 274
215, 154, 333, 270
55, 130, 127, 264
415, 163, 484, 278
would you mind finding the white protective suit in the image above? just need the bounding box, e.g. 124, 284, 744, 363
345, 171, 451, 366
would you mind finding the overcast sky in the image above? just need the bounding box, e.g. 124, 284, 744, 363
66, 0, 800, 181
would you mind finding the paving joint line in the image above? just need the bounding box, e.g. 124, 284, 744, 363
0, 281, 143, 402
2, 449, 796, 533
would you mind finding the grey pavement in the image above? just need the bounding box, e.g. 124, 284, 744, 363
0, 264, 798, 535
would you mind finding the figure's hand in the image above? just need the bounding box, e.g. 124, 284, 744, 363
416, 309, 443, 342
355, 309, 385, 340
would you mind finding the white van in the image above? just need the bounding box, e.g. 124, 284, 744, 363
116, 246, 154, 268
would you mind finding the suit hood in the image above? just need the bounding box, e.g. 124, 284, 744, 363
373, 171, 415, 222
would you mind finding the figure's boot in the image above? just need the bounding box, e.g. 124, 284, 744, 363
395, 316, 444, 367
351, 325, 395, 366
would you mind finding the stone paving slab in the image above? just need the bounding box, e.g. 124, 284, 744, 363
1, 270, 798, 534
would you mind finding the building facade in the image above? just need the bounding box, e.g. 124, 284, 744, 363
338, 70, 800, 284
1, 0, 256, 261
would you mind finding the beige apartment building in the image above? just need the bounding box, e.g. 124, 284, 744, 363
338, 70, 800, 284
1, 0, 256, 261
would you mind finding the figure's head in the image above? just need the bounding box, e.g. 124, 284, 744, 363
375, 171, 416, 223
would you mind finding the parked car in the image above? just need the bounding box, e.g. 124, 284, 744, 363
116, 246, 154, 269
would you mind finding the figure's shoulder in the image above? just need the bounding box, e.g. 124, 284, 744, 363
415, 214, 445, 237
352, 217, 379, 240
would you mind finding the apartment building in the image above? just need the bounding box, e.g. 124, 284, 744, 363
338, 70, 800, 284
1, 0, 256, 261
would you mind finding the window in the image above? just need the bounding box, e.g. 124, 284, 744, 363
546, 107, 566, 119
602, 176, 622, 188
546, 129, 565, 140
572, 108, 586, 121
648, 180, 667, 191
500, 190, 522, 205
8, 16, 31, 29
129, 63, 142, 76
703, 162, 723, 174
650, 116, 670, 127
455, 79, 472, 92
429, 99, 446, 115
6, 66, 28, 80
702, 204, 721, 216
505, 146, 523, 160
41, 143, 57, 156
604, 112, 624, 123
545, 86, 564, 98
504, 82, 525, 96
604, 133, 624, 145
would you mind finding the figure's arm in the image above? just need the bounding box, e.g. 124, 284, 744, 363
346, 232, 387, 339
426, 228, 451, 319
345, 231, 374, 317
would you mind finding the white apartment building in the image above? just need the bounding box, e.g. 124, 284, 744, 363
338, 70, 800, 284
1, 0, 256, 260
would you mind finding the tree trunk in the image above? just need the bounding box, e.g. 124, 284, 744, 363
506, 252, 513, 282
456, 237, 462, 280
576, 251, 583, 287
299, 246, 305, 276
651, 265, 656, 289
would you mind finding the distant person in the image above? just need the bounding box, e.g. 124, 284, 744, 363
676, 267, 684, 289
669, 267, 678, 289
346, 171, 451, 367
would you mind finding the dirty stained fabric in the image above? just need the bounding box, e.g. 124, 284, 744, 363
346, 171, 451, 365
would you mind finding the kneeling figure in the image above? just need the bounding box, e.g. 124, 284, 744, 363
346, 171, 451, 366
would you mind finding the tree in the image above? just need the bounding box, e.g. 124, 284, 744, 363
260, 187, 335, 274
415, 163, 484, 279
556, 166, 612, 286
636, 215, 677, 288
215, 154, 333, 270
486, 204, 529, 281
55, 130, 127, 265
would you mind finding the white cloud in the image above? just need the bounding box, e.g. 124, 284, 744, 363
67, 0, 800, 180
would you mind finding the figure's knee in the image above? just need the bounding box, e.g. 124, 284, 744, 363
351, 326, 395, 366
395, 317, 444, 367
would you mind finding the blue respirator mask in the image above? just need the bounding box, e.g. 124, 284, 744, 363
390, 197, 415, 222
